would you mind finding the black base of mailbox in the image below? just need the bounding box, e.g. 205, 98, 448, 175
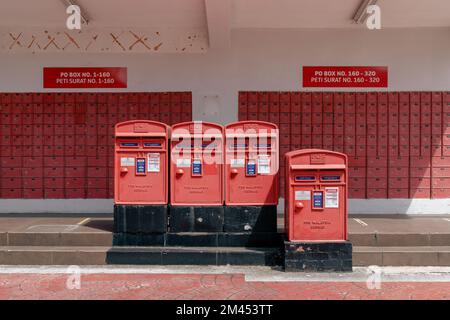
106, 246, 282, 266
283, 241, 353, 272
166, 232, 219, 247
113, 233, 165, 246
113, 232, 283, 247
166, 232, 283, 247
218, 232, 283, 247
224, 205, 277, 233
168, 206, 224, 232
114, 205, 168, 234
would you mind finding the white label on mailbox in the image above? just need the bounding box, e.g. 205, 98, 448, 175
148, 153, 160, 172
230, 158, 245, 168
177, 158, 191, 168
257, 155, 270, 175
295, 190, 310, 201
325, 187, 339, 208
121, 157, 135, 167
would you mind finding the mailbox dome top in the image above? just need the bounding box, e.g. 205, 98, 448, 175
171, 121, 224, 134
285, 149, 347, 166
115, 120, 169, 137
225, 120, 278, 132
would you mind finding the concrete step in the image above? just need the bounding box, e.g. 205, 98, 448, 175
353, 246, 450, 266
107, 246, 282, 266
349, 233, 450, 247
0, 246, 109, 265
3, 230, 449, 248
0, 232, 112, 247
1, 245, 450, 266
0, 246, 282, 266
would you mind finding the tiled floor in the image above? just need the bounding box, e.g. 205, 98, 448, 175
0, 273, 449, 300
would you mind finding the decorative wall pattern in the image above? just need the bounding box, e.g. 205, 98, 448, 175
1, 28, 208, 53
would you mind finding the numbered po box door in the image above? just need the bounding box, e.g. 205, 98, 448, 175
170, 121, 224, 206
285, 149, 348, 241
114, 120, 169, 205
225, 121, 279, 205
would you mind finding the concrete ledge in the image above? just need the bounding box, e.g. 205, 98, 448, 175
353, 246, 450, 267
349, 199, 450, 215
0, 199, 114, 214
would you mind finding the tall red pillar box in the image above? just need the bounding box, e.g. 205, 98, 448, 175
113, 120, 169, 246
224, 121, 279, 206
170, 121, 224, 206
283, 149, 352, 272
168, 121, 225, 235
114, 120, 168, 205
223, 121, 279, 234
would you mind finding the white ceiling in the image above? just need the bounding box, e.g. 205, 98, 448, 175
0, 0, 207, 28
232, 0, 450, 28
0, 0, 449, 29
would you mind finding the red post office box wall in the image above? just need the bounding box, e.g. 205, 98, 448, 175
0, 92, 192, 200
238, 91, 450, 199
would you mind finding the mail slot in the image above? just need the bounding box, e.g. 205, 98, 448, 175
114, 120, 169, 205
285, 149, 348, 241
225, 121, 279, 205
170, 121, 224, 205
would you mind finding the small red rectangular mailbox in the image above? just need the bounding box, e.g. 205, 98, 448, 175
114, 120, 169, 205
170, 121, 224, 206
225, 121, 279, 205
285, 149, 348, 241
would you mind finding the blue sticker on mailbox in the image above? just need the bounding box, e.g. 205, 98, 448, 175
313, 192, 323, 209
246, 160, 256, 176
229, 143, 247, 149
202, 143, 217, 149
192, 160, 202, 175
136, 158, 146, 174
121, 142, 138, 147
144, 143, 161, 147
253, 143, 271, 148
321, 175, 341, 181
295, 176, 316, 181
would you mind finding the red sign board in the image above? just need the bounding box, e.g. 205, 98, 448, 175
43, 67, 127, 88
303, 66, 388, 88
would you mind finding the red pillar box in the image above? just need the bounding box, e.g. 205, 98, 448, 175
224, 121, 279, 205
223, 121, 279, 234
113, 120, 169, 246
169, 121, 225, 235
283, 149, 352, 272
170, 121, 224, 206
114, 120, 169, 205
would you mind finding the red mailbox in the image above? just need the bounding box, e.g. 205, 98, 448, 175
114, 120, 169, 205
170, 121, 224, 206
225, 121, 279, 205
285, 149, 348, 241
